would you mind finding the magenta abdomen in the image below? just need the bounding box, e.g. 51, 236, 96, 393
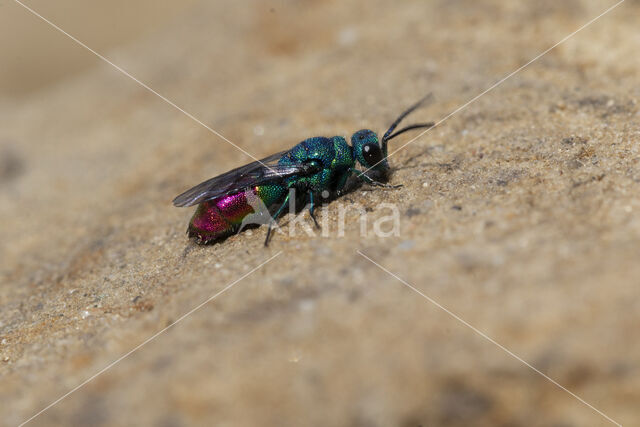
187, 185, 286, 243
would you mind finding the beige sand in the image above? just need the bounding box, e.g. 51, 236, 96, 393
1, 1, 638, 426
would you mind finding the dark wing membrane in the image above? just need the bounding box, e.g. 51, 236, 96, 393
173, 151, 319, 207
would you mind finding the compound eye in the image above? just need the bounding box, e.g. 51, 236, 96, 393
362, 143, 383, 166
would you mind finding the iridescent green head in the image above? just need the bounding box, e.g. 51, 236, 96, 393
351, 94, 435, 180
351, 129, 389, 176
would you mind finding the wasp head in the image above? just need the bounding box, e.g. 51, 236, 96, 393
352, 129, 390, 179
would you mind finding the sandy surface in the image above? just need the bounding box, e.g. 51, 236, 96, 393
0, 0, 199, 97
1, 0, 639, 426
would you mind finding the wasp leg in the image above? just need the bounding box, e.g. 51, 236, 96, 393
309, 192, 320, 229
265, 192, 290, 247
354, 170, 403, 189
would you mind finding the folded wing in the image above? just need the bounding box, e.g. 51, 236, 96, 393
173, 151, 320, 207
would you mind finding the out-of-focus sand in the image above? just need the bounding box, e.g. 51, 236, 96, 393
0, 0, 198, 98
1, 1, 639, 426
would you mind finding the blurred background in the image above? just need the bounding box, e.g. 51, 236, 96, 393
1, 1, 638, 426
0, 1, 198, 98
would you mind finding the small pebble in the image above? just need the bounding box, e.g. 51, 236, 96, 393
299, 299, 315, 312
398, 240, 415, 250
253, 125, 265, 136
338, 27, 358, 45
288, 351, 302, 363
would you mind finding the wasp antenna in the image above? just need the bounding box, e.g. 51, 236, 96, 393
382, 93, 433, 154
384, 122, 435, 141
383, 94, 433, 141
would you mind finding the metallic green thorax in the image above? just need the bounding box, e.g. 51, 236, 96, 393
278, 135, 357, 195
